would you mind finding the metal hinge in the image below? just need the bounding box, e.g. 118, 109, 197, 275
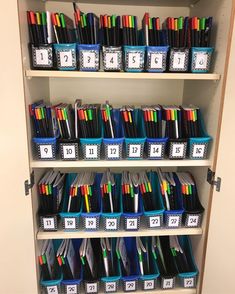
207, 168, 221, 192
24, 171, 35, 196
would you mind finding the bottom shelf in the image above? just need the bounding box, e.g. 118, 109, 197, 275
116, 290, 196, 294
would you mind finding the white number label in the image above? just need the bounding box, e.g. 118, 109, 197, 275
187, 215, 199, 227
149, 144, 162, 158
105, 52, 118, 68
125, 281, 136, 291
47, 286, 58, 294
172, 52, 186, 69
144, 280, 155, 290
168, 215, 180, 227
105, 218, 117, 230
85, 145, 98, 159
86, 282, 97, 293
35, 49, 49, 65
149, 216, 161, 228
163, 278, 173, 289
40, 144, 53, 159
195, 52, 208, 70
128, 52, 141, 68
192, 144, 205, 158
66, 284, 77, 294
105, 282, 116, 292
60, 51, 73, 67
82, 52, 96, 68
184, 277, 195, 288
172, 143, 185, 157
63, 145, 76, 159
107, 145, 119, 159
126, 218, 138, 230
85, 217, 97, 229
43, 217, 55, 230
129, 144, 141, 158
64, 218, 76, 229
150, 53, 163, 69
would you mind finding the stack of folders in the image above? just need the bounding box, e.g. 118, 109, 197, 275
38, 170, 65, 215
169, 236, 190, 273
100, 15, 122, 47
121, 171, 139, 213
116, 237, 131, 276
181, 106, 200, 137
29, 101, 58, 138
142, 13, 161, 46
120, 106, 137, 138
136, 237, 156, 276
101, 103, 115, 138
157, 169, 178, 211
57, 239, 80, 279
142, 105, 162, 138
67, 174, 83, 213
162, 106, 182, 139
80, 172, 98, 213
51, 12, 75, 43
122, 15, 138, 46
189, 17, 213, 47
54, 103, 75, 139
39, 240, 59, 280
100, 171, 118, 213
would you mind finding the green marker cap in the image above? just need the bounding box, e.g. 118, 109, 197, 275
60, 13, 66, 28
88, 109, 93, 120
153, 111, 157, 122
116, 249, 121, 259
81, 256, 85, 265
41, 12, 47, 25
178, 17, 183, 30
171, 248, 177, 257
200, 18, 206, 30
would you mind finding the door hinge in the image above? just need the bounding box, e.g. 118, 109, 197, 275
207, 168, 221, 192
24, 171, 35, 196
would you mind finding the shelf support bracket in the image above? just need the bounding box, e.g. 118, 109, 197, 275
24, 171, 35, 196
207, 168, 221, 192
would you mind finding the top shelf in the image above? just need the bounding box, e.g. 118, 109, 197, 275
26, 70, 220, 81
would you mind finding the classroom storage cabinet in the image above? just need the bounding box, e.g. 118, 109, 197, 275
2, 0, 235, 293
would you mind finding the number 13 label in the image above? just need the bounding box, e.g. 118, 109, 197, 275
129, 144, 141, 158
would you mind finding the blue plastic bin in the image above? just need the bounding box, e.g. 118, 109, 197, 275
123, 45, 146, 72
191, 47, 214, 73
54, 43, 77, 70
77, 44, 100, 71
33, 136, 58, 160
146, 46, 169, 72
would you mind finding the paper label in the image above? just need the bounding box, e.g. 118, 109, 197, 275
40, 144, 53, 159
168, 215, 180, 227
86, 283, 97, 293
195, 52, 208, 69
125, 281, 136, 292
105, 52, 119, 68
35, 49, 49, 65
171, 143, 185, 157
150, 52, 163, 69
105, 282, 116, 292
126, 218, 138, 230
43, 217, 55, 230
144, 280, 155, 290
63, 145, 76, 159
149, 216, 161, 228
163, 278, 173, 289
128, 52, 141, 68
64, 218, 76, 229
149, 144, 163, 158
85, 217, 97, 229
85, 145, 98, 159
186, 215, 199, 227
60, 51, 73, 67
66, 284, 77, 294
105, 218, 118, 230
107, 145, 119, 159
184, 277, 195, 288
192, 144, 206, 158
46, 286, 58, 294
172, 52, 186, 69
129, 144, 141, 158
82, 51, 96, 68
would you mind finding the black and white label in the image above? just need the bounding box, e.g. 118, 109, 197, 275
105, 52, 119, 69
149, 144, 162, 158
105, 282, 116, 293
64, 218, 76, 229
144, 280, 155, 290
63, 145, 76, 159
171, 143, 185, 157
163, 278, 173, 289
35, 48, 49, 65
85, 217, 97, 230
128, 52, 141, 68
105, 218, 118, 230
66, 284, 77, 294
86, 282, 98, 293
125, 281, 136, 292
192, 144, 205, 158
149, 216, 161, 228
40, 144, 53, 159
46, 286, 58, 294
168, 215, 180, 228
184, 277, 195, 288
150, 52, 163, 69
186, 215, 199, 227
195, 52, 208, 70
82, 52, 96, 68
126, 218, 138, 230
85, 145, 98, 159
129, 144, 141, 158
43, 217, 55, 230
60, 51, 73, 67
172, 52, 186, 69
107, 145, 119, 159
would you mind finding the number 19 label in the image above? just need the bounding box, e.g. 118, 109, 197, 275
85, 217, 97, 229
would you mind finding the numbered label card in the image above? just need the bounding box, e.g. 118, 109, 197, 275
149, 216, 161, 228
192, 144, 206, 158
127, 52, 141, 69
128, 144, 141, 158
43, 217, 55, 230
105, 218, 118, 230
59, 50, 73, 67
39, 144, 53, 159
163, 278, 174, 289
186, 215, 199, 227
126, 218, 138, 230
35, 48, 50, 66
105, 282, 117, 293
82, 51, 96, 68
107, 144, 120, 159
105, 52, 119, 69
64, 218, 76, 230
171, 143, 185, 158
184, 277, 195, 288
62, 145, 76, 159
85, 217, 97, 230
172, 52, 186, 69
195, 52, 208, 70
86, 282, 98, 293
150, 52, 163, 69
85, 145, 98, 159
168, 215, 180, 228
66, 284, 77, 294
125, 281, 136, 292
149, 144, 163, 158
144, 280, 155, 290
47, 286, 58, 294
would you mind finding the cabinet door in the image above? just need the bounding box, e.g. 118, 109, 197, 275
0, 1, 38, 294
202, 13, 235, 294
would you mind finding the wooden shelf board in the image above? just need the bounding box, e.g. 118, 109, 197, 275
25, 70, 220, 81
115, 290, 197, 294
